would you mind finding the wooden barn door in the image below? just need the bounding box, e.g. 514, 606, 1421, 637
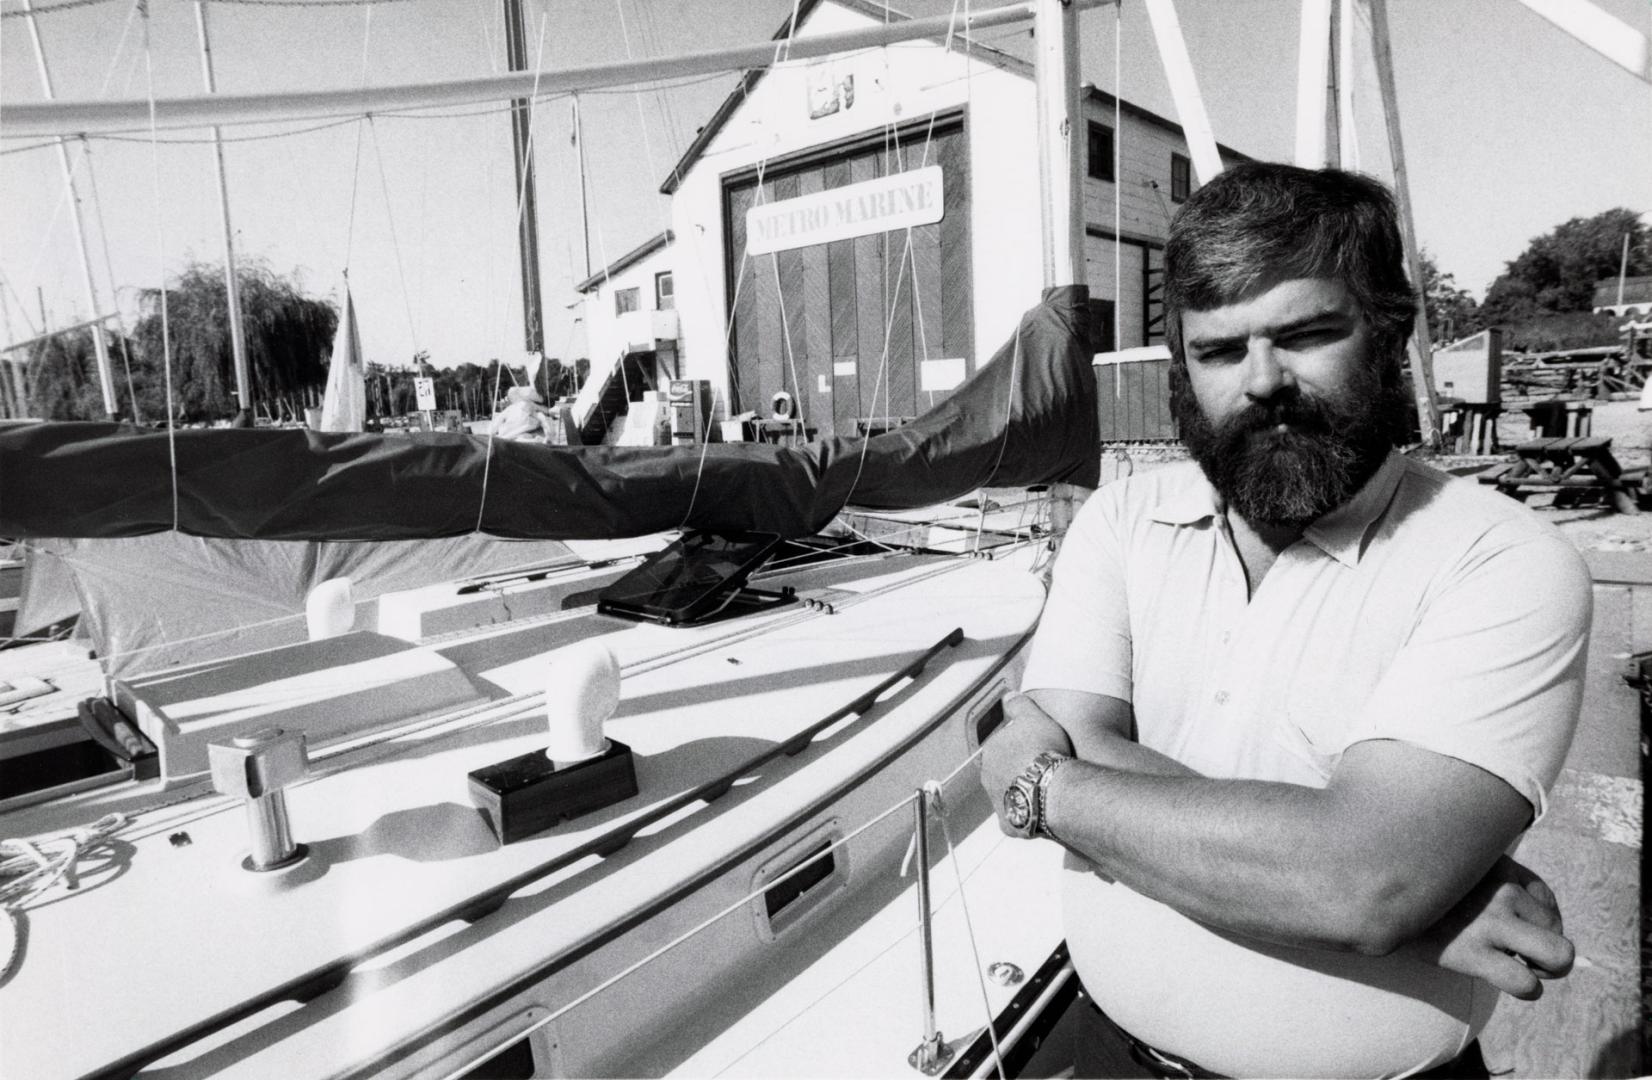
724, 118, 972, 439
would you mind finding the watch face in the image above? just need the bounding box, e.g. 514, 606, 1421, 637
1004, 785, 1032, 829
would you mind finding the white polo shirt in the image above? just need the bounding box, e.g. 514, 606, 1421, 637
1022, 452, 1590, 1078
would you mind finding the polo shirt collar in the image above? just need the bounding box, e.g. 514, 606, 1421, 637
1301, 450, 1405, 566
1149, 476, 1221, 526
1149, 451, 1405, 566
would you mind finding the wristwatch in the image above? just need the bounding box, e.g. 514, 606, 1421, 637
1003, 751, 1068, 840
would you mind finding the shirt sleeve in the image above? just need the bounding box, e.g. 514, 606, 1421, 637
1341, 526, 1591, 821
1020, 484, 1135, 702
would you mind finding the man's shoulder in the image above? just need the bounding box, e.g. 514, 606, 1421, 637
1386, 456, 1589, 580
1086, 459, 1210, 519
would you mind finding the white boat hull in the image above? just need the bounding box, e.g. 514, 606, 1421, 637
0, 552, 1049, 1080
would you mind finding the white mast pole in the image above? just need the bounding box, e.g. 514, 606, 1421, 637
1336, 0, 1361, 169
1143, 0, 1222, 185
21, 0, 119, 420
1513, 0, 1652, 84
1368, 0, 1442, 448
1034, 0, 1085, 289
194, 1, 255, 424
1294, 0, 1332, 167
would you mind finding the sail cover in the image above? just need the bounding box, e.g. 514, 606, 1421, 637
0, 287, 1098, 542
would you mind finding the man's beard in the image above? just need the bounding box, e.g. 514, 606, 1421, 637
1173, 363, 1404, 528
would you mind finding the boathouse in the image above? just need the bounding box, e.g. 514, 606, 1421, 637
575, 0, 1250, 443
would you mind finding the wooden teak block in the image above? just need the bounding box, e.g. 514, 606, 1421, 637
468, 738, 639, 844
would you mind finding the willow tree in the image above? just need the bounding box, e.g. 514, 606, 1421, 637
24, 327, 155, 421
133, 260, 337, 422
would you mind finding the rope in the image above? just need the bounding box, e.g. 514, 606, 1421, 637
0, 813, 129, 980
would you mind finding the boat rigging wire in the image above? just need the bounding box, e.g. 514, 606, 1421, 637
0, 0, 113, 17
441, 780, 935, 1080
670, 7, 804, 533
340, 5, 372, 274
932, 780, 1010, 1080
368, 117, 422, 362
473, 0, 549, 534
81, 139, 143, 422
138, 0, 182, 532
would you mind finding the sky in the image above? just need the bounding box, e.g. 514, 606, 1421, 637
2, 0, 1649, 374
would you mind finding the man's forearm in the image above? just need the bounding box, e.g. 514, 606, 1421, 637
1043, 757, 1393, 951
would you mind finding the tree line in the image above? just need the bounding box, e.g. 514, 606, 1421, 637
13, 206, 1643, 421
9, 259, 588, 425
1423, 206, 1648, 353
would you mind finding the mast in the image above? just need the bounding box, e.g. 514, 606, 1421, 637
1294, 0, 1332, 167
504, 0, 546, 358
1033, 0, 1084, 288
1368, 0, 1442, 448
574, 95, 591, 281
194, 1, 255, 424
21, 0, 118, 420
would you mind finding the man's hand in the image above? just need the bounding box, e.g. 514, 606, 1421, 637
979, 694, 1072, 835
1405, 854, 1574, 1000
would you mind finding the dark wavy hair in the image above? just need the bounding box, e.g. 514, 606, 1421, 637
1163, 162, 1417, 371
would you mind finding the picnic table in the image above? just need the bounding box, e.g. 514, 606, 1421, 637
1480, 436, 1651, 514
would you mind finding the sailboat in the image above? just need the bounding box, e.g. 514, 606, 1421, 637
5, 0, 1641, 1076
0, 3, 1114, 1076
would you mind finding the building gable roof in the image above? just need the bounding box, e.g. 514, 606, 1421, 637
575, 229, 674, 294
660, 0, 1249, 196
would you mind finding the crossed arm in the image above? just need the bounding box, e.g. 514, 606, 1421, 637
980, 687, 1574, 999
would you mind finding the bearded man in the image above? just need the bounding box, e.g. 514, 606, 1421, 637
982, 163, 1591, 1079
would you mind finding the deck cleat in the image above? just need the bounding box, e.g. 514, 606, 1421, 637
208, 727, 309, 872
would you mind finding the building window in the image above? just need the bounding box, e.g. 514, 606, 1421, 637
1171, 153, 1191, 203
655, 271, 675, 311
615, 286, 640, 315
1087, 122, 1114, 183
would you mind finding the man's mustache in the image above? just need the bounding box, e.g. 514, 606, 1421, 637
1214, 392, 1341, 440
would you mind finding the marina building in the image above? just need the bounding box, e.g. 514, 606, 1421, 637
576, 0, 1250, 442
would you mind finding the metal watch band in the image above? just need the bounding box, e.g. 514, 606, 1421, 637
1033, 753, 1067, 841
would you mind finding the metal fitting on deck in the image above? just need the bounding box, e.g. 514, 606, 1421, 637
208, 727, 309, 872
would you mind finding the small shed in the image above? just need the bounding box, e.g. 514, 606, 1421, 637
1094, 345, 1176, 442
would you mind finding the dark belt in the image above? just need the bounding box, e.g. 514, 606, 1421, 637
1086, 995, 1489, 1079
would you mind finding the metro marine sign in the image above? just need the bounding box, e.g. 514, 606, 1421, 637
745, 165, 944, 256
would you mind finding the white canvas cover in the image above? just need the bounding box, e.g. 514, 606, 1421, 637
32, 533, 575, 677
320, 284, 366, 432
